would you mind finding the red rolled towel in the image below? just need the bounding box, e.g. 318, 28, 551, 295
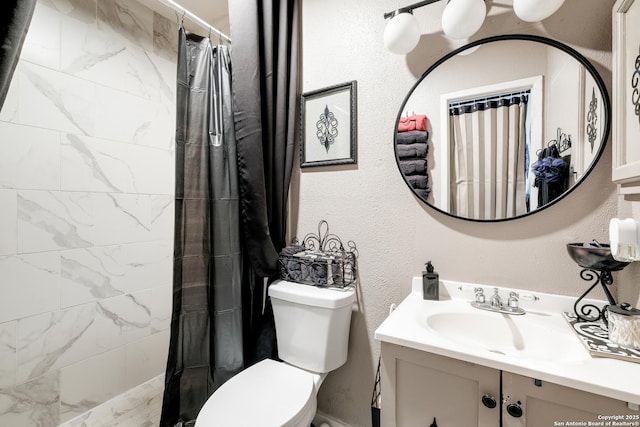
398, 114, 427, 132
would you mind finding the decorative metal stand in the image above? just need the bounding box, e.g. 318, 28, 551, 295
573, 268, 617, 322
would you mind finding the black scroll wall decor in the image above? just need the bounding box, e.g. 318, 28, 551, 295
633, 45, 640, 125
587, 88, 598, 153
316, 105, 339, 153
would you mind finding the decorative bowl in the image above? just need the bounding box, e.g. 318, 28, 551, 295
566, 243, 630, 271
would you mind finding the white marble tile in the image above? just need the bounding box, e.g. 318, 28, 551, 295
60, 246, 126, 308
0, 253, 60, 324
152, 12, 178, 64
0, 371, 60, 427
149, 195, 174, 241
21, 2, 62, 70
97, 0, 154, 52
17, 62, 96, 136
0, 72, 20, 123
41, 0, 97, 23
0, 122, 60, 190
150, 284, 172, 334
61, 241, 171, 308
93, 193, 150, 246
57, 374, 164, 427
59, 347, 127, 423
17, 190, 93, 253
92, 84, 171, 148
0, 190, 17, 256
61, 133, 131, 193
128, 146, 174, 195
121, 241, 172, 294
124, 329, 169, 390
61, 13, 161, 101
95, 291, 152, 352
0, 321, 17, 388
16, 303, 97, 383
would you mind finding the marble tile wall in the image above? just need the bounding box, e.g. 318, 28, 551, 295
0, 0, 177, 425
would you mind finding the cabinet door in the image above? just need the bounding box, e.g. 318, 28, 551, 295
502, 372, 640, 427
380, 342, 501, 427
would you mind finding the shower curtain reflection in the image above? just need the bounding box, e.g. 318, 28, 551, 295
160, 28, 242, 427
449, 94, 529, 220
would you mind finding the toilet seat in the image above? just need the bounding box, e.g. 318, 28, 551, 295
195, 358, 317, 427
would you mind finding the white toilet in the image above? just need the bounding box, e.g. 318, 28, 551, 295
195, 279, 356, 426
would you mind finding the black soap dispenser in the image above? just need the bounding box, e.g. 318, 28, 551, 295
422, 261, 439, 300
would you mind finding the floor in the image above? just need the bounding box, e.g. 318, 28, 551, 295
57, 375, 164, 427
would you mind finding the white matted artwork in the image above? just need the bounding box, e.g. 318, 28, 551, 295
300, 81, 357, 168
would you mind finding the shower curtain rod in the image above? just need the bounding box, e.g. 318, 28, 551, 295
157, 0, 231, 43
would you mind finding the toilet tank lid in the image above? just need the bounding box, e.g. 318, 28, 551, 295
269, 280, 356, 309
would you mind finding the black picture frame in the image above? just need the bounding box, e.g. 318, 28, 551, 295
300, 81, 357, 168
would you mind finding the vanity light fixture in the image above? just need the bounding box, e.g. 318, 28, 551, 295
383, 0, 566, 55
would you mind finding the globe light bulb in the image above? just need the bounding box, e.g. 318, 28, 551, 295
383, 12, 421, 55
513, 0, 565, 22
441, 0, 486, 40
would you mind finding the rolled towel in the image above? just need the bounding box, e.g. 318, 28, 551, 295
413, 188, 431, 199
398, 115, 427, 132
396, 130, 428, 145
399, 159, 427, 175
280, 244, 305, 256
396, 143, 427, 159
406, 175, 429, 190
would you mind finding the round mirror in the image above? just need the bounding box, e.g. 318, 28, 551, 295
394, 34, 610, 222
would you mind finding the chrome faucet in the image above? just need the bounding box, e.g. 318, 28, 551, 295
471, 287, 526, 315
490, 288, 503, 308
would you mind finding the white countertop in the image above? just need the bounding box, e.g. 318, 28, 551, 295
374, 278, 640, 406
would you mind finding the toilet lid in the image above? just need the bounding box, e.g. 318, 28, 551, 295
195, 358, 316, 427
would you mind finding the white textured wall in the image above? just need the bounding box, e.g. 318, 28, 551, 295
297, 0, 619, 425
0, 0, 176, 424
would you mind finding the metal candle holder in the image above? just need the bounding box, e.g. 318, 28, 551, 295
566, 242, 629, 323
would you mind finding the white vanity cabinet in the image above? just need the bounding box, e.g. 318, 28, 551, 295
501, 372, 639, 427
380, 342, 501, 426
381, 342, 639, 427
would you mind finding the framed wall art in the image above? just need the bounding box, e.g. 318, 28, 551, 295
300, 81, 357, 168
612, 0, 640, 189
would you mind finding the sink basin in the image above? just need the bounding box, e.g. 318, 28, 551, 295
424, 310, 587, 362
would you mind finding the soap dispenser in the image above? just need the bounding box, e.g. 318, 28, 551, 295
422, 261, 439, 300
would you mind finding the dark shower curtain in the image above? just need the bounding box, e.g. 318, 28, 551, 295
229, 0, 300, 363
160, 28, 243, 427
0, 0, 36, 109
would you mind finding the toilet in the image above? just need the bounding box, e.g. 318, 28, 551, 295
195, 279, 356, 426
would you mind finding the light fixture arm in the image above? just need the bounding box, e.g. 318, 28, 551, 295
383, 0, 443, 19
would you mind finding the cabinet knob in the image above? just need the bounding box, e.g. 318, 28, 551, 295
507, 402, 524, 418
481, 394, 497, 409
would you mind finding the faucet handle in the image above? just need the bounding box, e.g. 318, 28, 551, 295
508, 291, 519, 309
474, 287, 485, 303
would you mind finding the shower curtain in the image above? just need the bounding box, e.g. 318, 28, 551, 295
160, 28, 242, 427
0, 0, 36, 109
229, 0, 299, 363
449, 96, 528, 220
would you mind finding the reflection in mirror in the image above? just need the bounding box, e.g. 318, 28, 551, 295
394, 35, 609, 222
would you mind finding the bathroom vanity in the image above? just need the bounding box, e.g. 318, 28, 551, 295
375, 279, 640, 426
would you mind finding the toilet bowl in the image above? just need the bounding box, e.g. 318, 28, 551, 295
195, 358, 318, 427
195, 280, 356, 426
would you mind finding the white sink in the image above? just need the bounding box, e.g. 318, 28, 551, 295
423, 309, 587, 362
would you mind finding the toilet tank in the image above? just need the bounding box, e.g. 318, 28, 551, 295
268, 280, 356, 373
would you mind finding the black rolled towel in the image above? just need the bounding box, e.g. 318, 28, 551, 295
396, 130, 428, 144
406, 175, 429, 189
399, 159, 427, 175
396, 143, 427, 159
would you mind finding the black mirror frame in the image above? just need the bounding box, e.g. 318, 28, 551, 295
394, 34, 611, 222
